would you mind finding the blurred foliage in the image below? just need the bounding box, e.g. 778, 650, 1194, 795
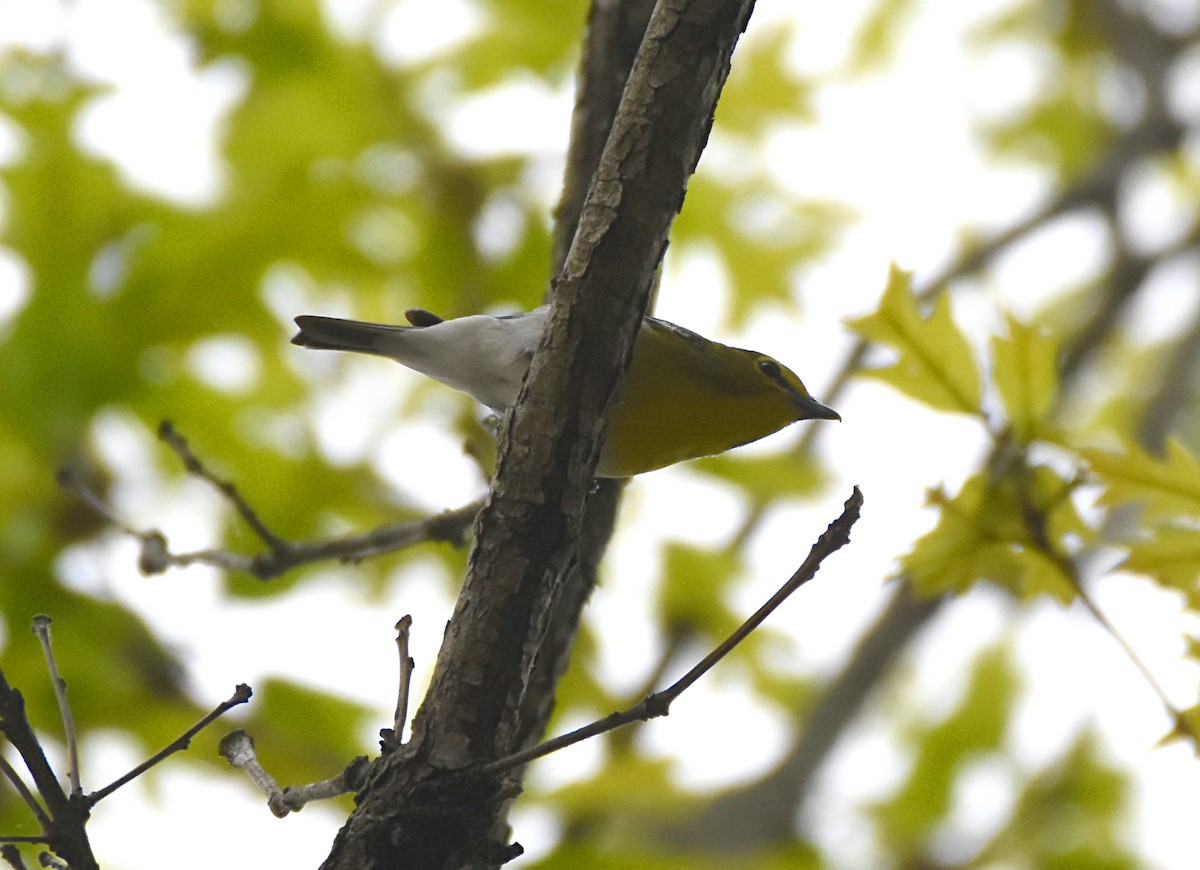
1, 0, 1198, 868
847, 265, 983, 416
870, 644, 1017, 855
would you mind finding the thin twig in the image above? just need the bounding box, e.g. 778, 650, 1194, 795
0, 675, 70, 835
278, 756, 370, 813
0, 750, 51, 830
158, 422, 289, 552
53, 467, 137, 536
29, 619, 79, 798
1076, 585, 1191, 737
479, 487, 863, 777
61, 426, 481, 579
86, 685, 252, 806
1017, 477, 1197, 743
220, 729, 370, 817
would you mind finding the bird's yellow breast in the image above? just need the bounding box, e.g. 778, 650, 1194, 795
597, 320, 805, 477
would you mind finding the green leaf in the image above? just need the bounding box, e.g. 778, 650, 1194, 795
981, 731, 1136, 869
717, 26, 813, 136
1083, 438, 1200, 522
1160, 704, 1200, 753
845, 0, 920, 74
991, 314, 1059, 442
675, 174, 853, 327
847, 265, 982, 415
1124, 527, 1200, 606
689, 451, 826, 505
872, 644, 1017, 848
658, 542, 743, 641
902, 465, 1083, 601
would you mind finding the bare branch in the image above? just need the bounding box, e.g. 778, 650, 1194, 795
0, 671, 97, 870
0, 755, 50, 831
157, 421, 288, 551
479, 487, 864, 777
657, 582, 942, 851
0, 675, 70, 827
279, 757, 370, 814
60, 427, 481, 580
86, 685, 252, 806
221, 730, 369, 817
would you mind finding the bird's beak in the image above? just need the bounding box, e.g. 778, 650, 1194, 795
794, 394, 841, 422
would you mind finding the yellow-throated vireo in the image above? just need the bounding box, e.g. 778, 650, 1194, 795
291, 308, 839, 477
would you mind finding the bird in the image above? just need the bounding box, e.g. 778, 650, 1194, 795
291, 307, 839, 477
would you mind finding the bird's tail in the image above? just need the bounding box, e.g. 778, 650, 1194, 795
291, 315, 410, 356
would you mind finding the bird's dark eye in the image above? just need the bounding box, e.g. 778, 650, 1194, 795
758, 359, 781, 380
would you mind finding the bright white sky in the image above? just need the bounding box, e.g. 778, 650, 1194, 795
3, 0, 1200, 868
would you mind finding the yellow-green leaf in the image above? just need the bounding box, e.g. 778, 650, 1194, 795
690, 450, 825, 505
847, 264, 982, 415
1159, 704, 1200, 755
872, 644, 1016, 845
717, 25, 814, 136
902, 467, 1080, 602
1083, 439, 1200, 522
846, 0, 919, 75
991, 314, 1059, 442
658, 542, 743, 640
1124, 527, 1200, 605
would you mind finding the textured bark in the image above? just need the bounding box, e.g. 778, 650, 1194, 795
321, 1, 758, 867
511, 0, 658, 761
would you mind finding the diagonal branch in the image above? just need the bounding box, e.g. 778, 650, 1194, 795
86, 684, 251, 806
480, 486, 863, 777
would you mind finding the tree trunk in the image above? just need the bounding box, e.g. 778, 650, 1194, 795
321, 1, 759, 866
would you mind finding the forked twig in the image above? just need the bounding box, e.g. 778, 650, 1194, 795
59, 422, 481, 580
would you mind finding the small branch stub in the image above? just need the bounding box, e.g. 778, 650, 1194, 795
220, 730, 290, 818
221, 730, 369, 817
381, 615, 415, 752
